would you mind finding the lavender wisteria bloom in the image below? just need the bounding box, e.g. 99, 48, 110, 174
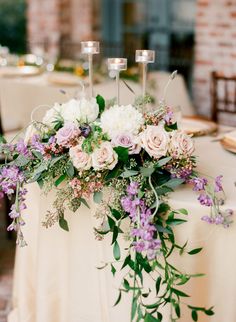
215, 175, 223, 192
191, 177, 208, 191
121, 182, 161, 260
198, 193, 213, 207
0, 165, 28, 245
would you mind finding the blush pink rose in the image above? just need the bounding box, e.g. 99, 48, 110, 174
111, 133, 141, 155
169, 130, 194, 159
92, 142, 118, 170
140, 125, 170, 159
69, 145, 91, 170
55, 122, 81, 147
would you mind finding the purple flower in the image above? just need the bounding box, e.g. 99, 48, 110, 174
16, 139, 30, 157
31, 135, 45, 153
215, 175, 223, 193
198, 193, 213, 207
80, 124, 91, 138
191, 177, 208, 191
121, 182, 161, 261
127, 182, 139, 196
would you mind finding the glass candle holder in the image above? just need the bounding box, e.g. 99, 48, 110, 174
135, 50, 155, 98
107, 58, 127, 105
81, 41, 100, 98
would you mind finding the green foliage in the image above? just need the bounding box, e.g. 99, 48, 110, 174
0, 0, 26, 53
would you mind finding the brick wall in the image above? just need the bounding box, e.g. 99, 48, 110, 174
27, 0, 95, 58
193, 0, 236, 119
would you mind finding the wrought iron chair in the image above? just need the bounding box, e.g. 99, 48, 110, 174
211, 71, 236, 124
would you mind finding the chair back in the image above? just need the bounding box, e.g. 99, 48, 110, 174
211, 71, 236, 123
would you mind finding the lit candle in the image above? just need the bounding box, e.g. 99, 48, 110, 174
135, 50, 155, 98
81, 41, 100, 98
108, 58, 127, 105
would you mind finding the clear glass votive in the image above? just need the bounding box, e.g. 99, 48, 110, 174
135, 50, 155, 63
81, 41, 100, 55
107, 58, 127, 71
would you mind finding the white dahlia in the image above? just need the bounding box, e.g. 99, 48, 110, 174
100, 105, 144, 139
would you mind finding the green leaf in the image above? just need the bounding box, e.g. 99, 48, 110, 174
112, 226, 119, 244
114, 291, 122, 306
113, 146, 129, 163
113, 241, 121, 260
96, 94, 105, 114
165, 178, 185, 189
59, 217, 69, 231
188, 248, 203, 255
156, 225, 172, 234
12, 155, 30, 167
108, 216, 115, 229
175, 303, 181, 318
131, 297, 137, 320
166, 218, 187, 226
32, 150, 43, 159
155, 186, 173, 195
171, 288, 190, 297
155, 156, 172, 167
50, 155, 65, 166
123, 278, 130, 290
111, 263, 116, 276
66, 161, 75, 178
110, 208, 122, 220
120, 169, 138, 178
55, 174, 67, 187
144, 313, 158, 322
155, 276, 161, 295
0, 135, 7, 144
165, 122, 178, 132
93, 191, 103, 204
192, 310, 198, 321
178, 208, 188, 215
140, 166, 155, 177
79, 198, 90, 209
205, 308, 214, 316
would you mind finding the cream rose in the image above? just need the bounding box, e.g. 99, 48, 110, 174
69, 144, 91, 171
140, 125, 170, 159
169, 130, 194, 159
92, 142, 118, 170
111, 133, 141, 155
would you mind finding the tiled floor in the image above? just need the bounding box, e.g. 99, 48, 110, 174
0, 202, 15, 322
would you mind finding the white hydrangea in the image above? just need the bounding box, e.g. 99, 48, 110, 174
100, 105, 144, 139
42, 103, 63, 126
43, 98, 99, 127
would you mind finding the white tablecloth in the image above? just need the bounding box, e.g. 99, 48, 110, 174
8, 131, 236, 322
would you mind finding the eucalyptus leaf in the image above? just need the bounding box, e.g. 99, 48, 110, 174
155, 156, 172, 168
140, 166, 155, 177
120, 169, 139, 178
93, 191, 103, 204
79, 198, 90, 209
188, 247, 203, 255
113, 241, 121, 260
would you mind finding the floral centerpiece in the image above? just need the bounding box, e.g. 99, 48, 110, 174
0, 79, 233, 321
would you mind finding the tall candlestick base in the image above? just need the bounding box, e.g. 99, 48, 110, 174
107, 58, 127, 105
81, 41, 100, 98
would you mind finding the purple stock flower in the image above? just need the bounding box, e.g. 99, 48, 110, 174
31, 134, 45, 153
198, 193, 213, 207
121, 182, 161, 261
191, 177, 208, 191
127, 182, 139, 196
215, 175, 223, 193
16, 139, 30, 157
